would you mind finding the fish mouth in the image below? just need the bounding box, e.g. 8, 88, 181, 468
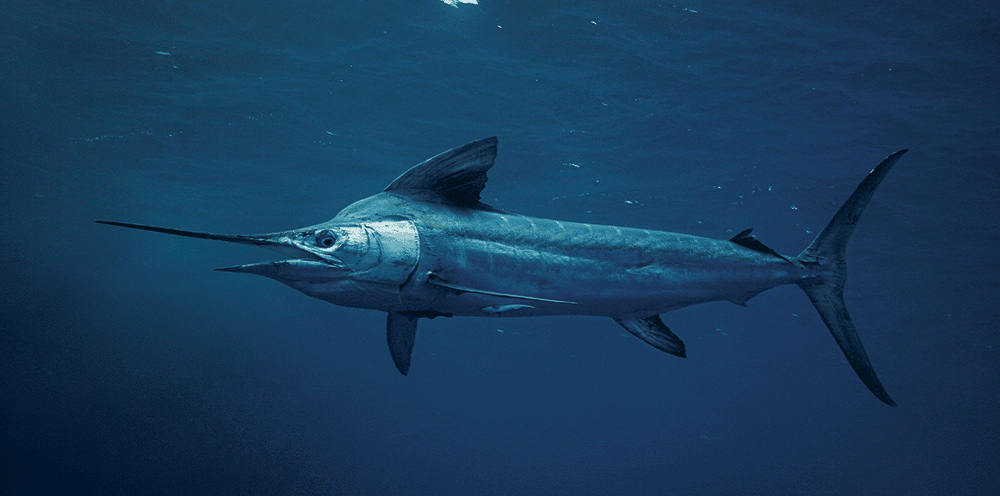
214, 259, 346, 279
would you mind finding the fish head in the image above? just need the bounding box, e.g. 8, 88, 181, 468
96, 219, 420, 311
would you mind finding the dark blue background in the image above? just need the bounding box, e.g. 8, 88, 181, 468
2, 1, 998, 494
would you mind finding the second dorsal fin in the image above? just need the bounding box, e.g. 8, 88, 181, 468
383, 137, 498, 207
729, 228, 794, 264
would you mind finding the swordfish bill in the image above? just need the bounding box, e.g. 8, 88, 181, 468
97, 137, 906, 405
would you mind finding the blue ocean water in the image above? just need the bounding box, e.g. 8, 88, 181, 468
2, 0, 998, 494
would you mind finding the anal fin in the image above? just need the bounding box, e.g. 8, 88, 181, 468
386, 312, 418, 375
615, 315, 686, 358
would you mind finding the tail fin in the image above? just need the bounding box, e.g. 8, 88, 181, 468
796, 149, 908, 406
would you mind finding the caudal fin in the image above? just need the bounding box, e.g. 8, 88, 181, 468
796, 149, 908, 406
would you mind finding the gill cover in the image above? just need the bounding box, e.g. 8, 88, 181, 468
350, 220, 421, 284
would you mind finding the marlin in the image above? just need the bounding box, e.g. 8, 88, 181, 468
98, 137, 906, 405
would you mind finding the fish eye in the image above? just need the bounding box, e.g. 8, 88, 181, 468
315, 231, 336, 248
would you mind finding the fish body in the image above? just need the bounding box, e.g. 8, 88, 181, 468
98, 137, 906, 405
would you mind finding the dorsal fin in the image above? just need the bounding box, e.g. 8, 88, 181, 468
383, 137, 498, 207
729, 228, 794, 264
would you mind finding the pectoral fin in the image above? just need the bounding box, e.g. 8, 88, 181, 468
386, 312, 418, 375
427, 273, 577, 305
615, 315, 687, 358
480, 304, 534, 314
